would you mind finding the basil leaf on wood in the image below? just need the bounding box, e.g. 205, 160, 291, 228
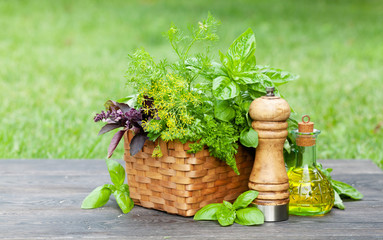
217, 204, 236, 226
212, 76, 240, 100
107, 130, 126, 158
105, 158, 125, 187
214, 100, 235, 122
194, 203, 222, 221
331, 180, 363, 200
233, 190, 259, 210
222, 200, 233, 209
333, 189, 345, 210
235, 207, 264, 225
118, 184, 130, 195
114, 190, 134, 214
81, 185, 112, 209
239, 128, 258, 148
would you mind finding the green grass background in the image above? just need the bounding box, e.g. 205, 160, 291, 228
1, 0, 382, 168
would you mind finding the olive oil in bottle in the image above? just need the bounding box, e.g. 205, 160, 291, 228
288, 116, 334, 216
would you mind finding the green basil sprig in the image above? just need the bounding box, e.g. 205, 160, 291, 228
82, 158, 134, 214
194, 190, 264, 226
317, 163, 363, 210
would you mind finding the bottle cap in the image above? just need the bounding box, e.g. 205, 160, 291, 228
296, 115, 316, 147
298, 115, 314, 133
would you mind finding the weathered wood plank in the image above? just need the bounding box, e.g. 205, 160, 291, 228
0, 159, 381, 239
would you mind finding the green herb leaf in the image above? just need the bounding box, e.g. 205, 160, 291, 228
257, 66, 299, 86
216, 204, 236, 226
118, 183, 130, 195
194, 203, 222, 221
222, 200, 233, 209
212, 76, 240, 100
105, 158, 125, 187
233, 190, 259, 210
317, 163, 333, 181
81, 185, 112, 209
331, 180, 363, 200
114, 190, 134, 214
333, 189, 345, 210
235, 207, 264, 225
214, 100, 235, 122
226, 28, 256, 73
239, 128, 258, 148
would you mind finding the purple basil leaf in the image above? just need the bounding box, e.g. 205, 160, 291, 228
98, 123, 123, 136
115, 102, 131, 114
130, 132, 148, 156
107, 130, 126, 158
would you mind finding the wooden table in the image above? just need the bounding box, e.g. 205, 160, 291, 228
0, 159, 382, 239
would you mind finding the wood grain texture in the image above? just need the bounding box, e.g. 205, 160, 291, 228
249, 95, 291, 205
0, 159, 382, 239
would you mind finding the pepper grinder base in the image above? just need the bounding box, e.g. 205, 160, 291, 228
256, 204, 289, 222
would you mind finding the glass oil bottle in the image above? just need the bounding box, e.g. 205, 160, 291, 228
288, 115, 334, 216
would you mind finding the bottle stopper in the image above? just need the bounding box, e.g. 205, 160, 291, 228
296, 115, 316, 147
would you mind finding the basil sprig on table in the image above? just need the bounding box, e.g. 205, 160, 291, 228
317, 163, 363, 210
82, 158, 134, 214
194, 190, 264, 226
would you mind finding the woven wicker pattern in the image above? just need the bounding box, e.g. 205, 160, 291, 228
123, 131, 254, 217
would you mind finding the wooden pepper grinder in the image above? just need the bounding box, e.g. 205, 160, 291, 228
248, 87, 290, 222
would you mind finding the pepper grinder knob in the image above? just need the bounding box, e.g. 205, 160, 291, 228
248, 87, 291, 222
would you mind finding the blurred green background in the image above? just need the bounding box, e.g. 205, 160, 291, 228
1, 0, 382, 168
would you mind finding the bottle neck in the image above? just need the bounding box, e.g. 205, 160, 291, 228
295, 145, 317, 168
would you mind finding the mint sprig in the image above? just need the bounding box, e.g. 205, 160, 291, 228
82, 158, 134, 214
194, 190, 264, 226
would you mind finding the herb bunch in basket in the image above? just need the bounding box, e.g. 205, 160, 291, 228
94, 13, 298, 174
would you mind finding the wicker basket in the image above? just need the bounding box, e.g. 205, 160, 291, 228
123, 131, 254, 217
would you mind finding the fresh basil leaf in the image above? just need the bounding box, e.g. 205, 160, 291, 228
212, 76, 240, 100
235, 207, 264, 225
81, 185, 112, 209
239, 128, 258, 148
214, 100, 235, 122
226, 28, 256, 73
217, 204, 236, 226
248, 82, 266, 94
232, 71, 257, 85
222, 200, 233, 209
114, 190, 134, 214
331, 180, 363, 200
258, 66, 299, 86
98, 123, 123, 136
333, 189, 345, 210
130, 132, 149, 156
107, 130, 126, 158
105, 158, 125, 187
284, 139, 291, 154
248, 89, 265, 99
283, 148, 296, 169
233, 190, 259, 210
240, 100, 252, 113
118, 184, 130, 195
317, 163, 333, 181
219, 51, 232, 71
194, 203, 222, 221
